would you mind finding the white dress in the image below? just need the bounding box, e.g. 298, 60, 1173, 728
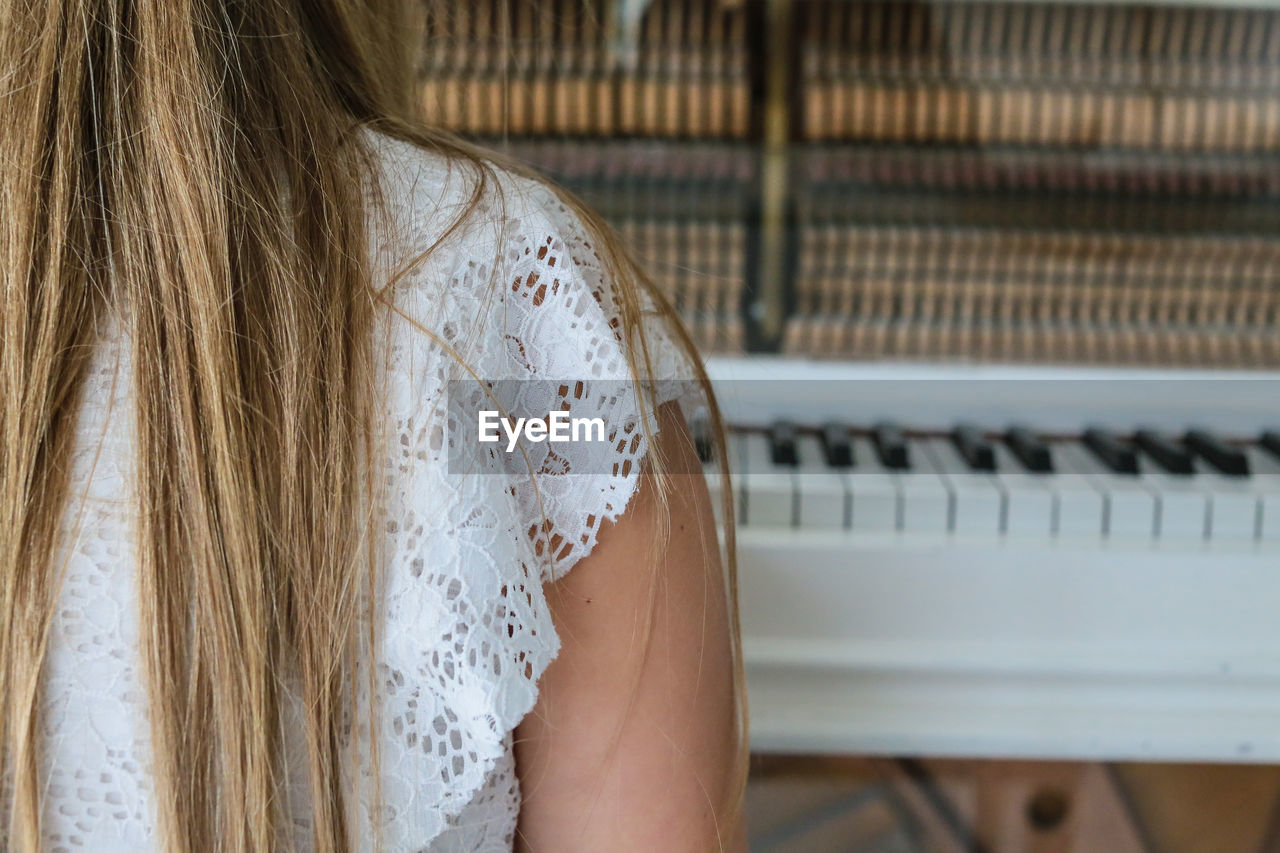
37, 129, 698, 852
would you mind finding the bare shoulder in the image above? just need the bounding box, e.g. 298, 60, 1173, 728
513, 400, 747, 853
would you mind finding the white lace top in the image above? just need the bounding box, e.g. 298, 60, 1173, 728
39, 129, 698, 852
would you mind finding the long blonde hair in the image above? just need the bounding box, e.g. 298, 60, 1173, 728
0, 0, 746, 850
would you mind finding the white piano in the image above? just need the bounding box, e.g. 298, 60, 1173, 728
703, 356, 1280, 764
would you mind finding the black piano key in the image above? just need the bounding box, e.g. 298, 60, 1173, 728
1005, 425, 1053, 473
1083, 427, 1139, 475
820, 421, 854, 468
1185, 429, 1250, 477
1261, 430, 1280, 460
1133, 428, 1194, 475
951, 423, 996, 471
871, 421, 910, 470
767, 420, 799, 467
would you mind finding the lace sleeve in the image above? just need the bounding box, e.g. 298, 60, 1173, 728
358, 138, 706, 851
462, 178, 703, 585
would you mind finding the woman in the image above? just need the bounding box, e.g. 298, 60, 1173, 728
0, 0, 747, 850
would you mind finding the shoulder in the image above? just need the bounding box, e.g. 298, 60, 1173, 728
360, 128, 592, 285
361, 128, 632, 370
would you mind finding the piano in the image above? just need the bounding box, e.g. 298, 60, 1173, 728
417, 0, 1280, 765
698, 356, 1280, 763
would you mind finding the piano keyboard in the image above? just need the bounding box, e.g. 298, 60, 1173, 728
702, 357, 1280, 764
714, 423, 1280, 545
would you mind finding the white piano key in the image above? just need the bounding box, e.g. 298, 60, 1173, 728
919, 438, 1004, 536
739, 432, 796, 528
1053, 484, 1108, 539
1163, 442, 1262, 543
1056, 443, 1158, 540
1199, 471, 1260, 542
795, 435, 849, 530
848, 437, 902, 532
1135, 469, 1210, 543
1247, 446, 1280, 541
893, 441, 952, 534
1023, 442, 1107, 538
990, 444, 1056, 538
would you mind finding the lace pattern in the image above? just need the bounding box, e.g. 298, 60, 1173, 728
34, 129, 699, 851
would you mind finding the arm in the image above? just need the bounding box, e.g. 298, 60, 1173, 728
513, 400, 746, 853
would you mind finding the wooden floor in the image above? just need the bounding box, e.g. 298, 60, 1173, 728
747, 755, 1280, 853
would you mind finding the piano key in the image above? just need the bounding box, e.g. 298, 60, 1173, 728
795, 434, 849, 530
1005, 425, 1054, 473
1246, 445, 1280, 541
1082, 427, 1139, 475
739, 432, 795, 528
1056, 442, 1158, 539
1109, 437, 1210, 540
951, 423, 996, 472
1052, 482, 1109, 539
768, 420, 799, 467
1089, 432, 1206, 540
1163, 441, 1261, 543
871, 421, 910, 470
990, 444, 1055, 538
893, 445, 951, 534
999, 437, 1105, 538
1185, 429, 1250, 477
1199, 470, 1260, 542
919, 438, 1003, 535
1134, 428, 1195, 475
820, 421, 854, 468
848, 436, 904, 532
1261, 430, 1280, 460
1134, 467, 1210, 542
1133, 447, 1255, 542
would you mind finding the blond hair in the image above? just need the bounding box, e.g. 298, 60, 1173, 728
0, 0, 745, 849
